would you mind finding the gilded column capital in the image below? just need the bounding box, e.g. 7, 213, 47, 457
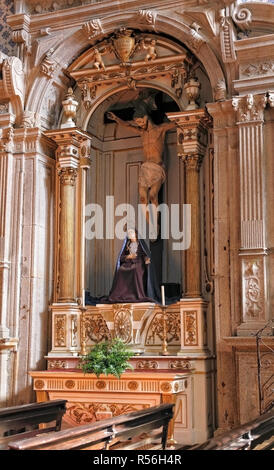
232, 93, 267, 123
58, 167, 78, 186
44, 128, 92, 168
181, 154, 203, 172
167, 109, 211, 162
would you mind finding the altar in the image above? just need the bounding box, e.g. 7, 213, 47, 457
28, 24, 216, 447
30, 356, 214, 445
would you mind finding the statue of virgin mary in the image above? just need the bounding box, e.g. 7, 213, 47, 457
85, 228, 161, 305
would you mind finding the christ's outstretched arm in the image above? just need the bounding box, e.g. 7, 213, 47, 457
107, 112, 141, 134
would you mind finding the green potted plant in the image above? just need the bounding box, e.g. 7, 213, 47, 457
79, 338, 134, 378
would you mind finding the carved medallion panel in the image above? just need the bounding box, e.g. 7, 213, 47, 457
145, 312, 180, 346
242, 258, 265, 321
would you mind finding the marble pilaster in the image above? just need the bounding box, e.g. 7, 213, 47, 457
232, 93, 269, 335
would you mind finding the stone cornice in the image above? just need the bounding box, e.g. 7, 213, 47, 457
7, 0, 235, 34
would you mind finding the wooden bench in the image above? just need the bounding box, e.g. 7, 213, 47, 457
187, 407, 274, 450
8, 403, 174, 451
0, 399, 67, 450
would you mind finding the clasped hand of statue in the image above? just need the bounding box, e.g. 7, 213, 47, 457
126, 253, 137, 259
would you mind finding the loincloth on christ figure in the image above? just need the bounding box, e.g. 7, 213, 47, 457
138, 161, 166, 189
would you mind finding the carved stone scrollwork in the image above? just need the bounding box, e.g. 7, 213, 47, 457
136, 360, 159, 369
48, 360, 66, 369
137, 9, 157, 28
169, 359, 191, 370
82, 19, 104, 40
66, 402, 144, 425
232, 94, 267, 123
232, 7, 252, 31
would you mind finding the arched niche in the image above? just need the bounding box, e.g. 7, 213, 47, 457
84, 85, 183, 298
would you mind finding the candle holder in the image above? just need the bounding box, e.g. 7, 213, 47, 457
79, 306, 87, 356
161, 306, 169, 356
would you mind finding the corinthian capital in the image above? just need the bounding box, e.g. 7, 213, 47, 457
58, 167, 78, 186
181, 154, 202, 172
232, 94, 267, 123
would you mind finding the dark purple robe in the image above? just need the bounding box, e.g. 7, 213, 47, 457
108, 242, 150, 303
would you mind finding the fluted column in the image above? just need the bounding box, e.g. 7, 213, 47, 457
232, 93, 269, 334
167, 110, 211, 298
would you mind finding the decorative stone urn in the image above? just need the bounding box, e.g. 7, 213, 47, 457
61, 87, 78, 128
184, 78, 201, 110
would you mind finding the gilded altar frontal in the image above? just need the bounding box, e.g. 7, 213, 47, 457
0, 0, 274, 448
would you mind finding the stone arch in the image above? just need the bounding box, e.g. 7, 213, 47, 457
25, 10, 226, 129
75, 82, 183, 132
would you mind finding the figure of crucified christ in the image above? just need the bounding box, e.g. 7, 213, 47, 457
107, 111, 176, 235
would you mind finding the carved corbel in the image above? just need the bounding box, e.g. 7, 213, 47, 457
12, 29, 31, 55
82, 19, 104, 40
0, 55, 24, 120
20, 110, 41, 128
0, 127, 14, 153
219, 13, 236, 63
